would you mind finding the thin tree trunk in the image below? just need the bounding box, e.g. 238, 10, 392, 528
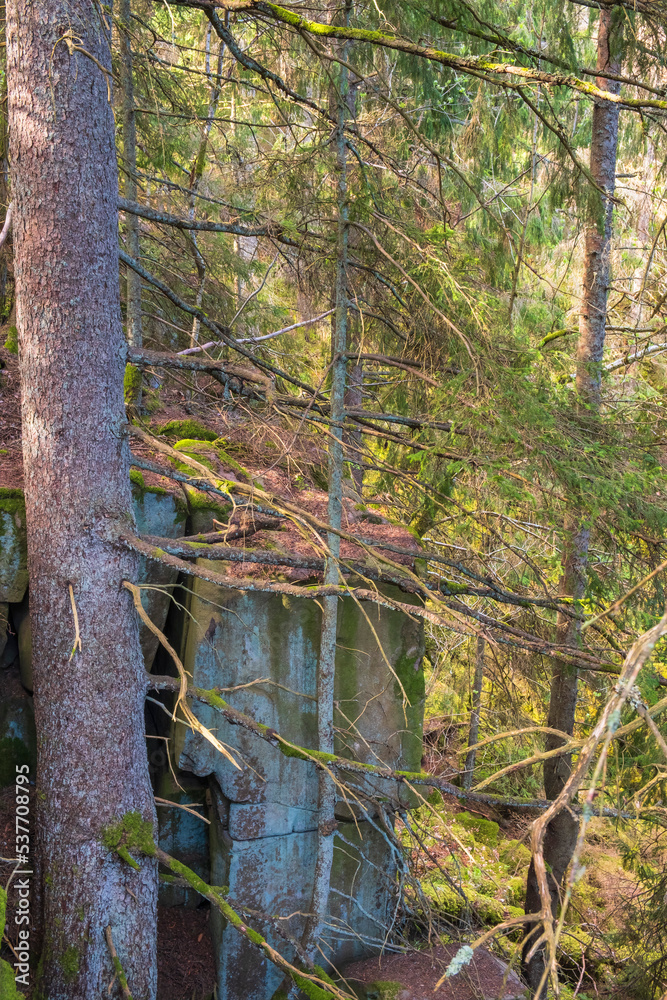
188, 27, 225, 347
299, 12, 351, 973
7, 4, 158, 998
522, 10, 621, 995
343, 321, 364, 496
120, 0, 142, 351
462, 635, 485, 790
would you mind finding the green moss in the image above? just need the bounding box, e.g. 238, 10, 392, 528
3, 325, 17, 354
61, 945, 80, 984
0, 487, 26, 518
473, 893, 505, 924
419, 878, 468, 918
559, 930, 593, 963
505, 876, 526, 906
456, 812, 499, 848
214, 439, 249, 478
159, 419, 217, 441
123, 363, 142, 406
101, 811, 156, 870
278, 744, 339, 765
0, 961, 24, 998
183, 487, 231, 520
363, 982, 402, 1000
291, 970, 337, 1000
499, 839, 532, 871
129, 469, 167, 498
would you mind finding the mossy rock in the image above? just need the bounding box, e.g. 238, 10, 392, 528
0, 489, 28, 603
505, 876, 526, 906
499, 839, 532, 872
173, 439, 217, 472
183, 487, 232, 534
361, 982, 403, 1000
213, 439, 249, 479
419, 878, 468, 918
130, 469, 168, 499
472, 892, 505, 924
159, 419, 217, 441
456, 812, 499, 848
558, 930, 594, 965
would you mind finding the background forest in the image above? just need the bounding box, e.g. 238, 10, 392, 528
4, 0, 667, 997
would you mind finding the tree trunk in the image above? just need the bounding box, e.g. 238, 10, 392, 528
522, 10, 621, 995
6, 4, 158, 998
462, 635, 485, 790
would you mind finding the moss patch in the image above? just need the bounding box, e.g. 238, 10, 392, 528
61, 945, 79, 984
123, 363, 142, 406
213, 439, 249, 478
456, 812, 499, 848
499, 839, 532, 871
3, 325, 17, 354
129, 469, 168, 498
364, 983, 402, 1000
101, 811, 156, 870
0, 887, 24, 997
159, 419, 217, 441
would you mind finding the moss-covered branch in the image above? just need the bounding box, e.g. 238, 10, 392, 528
201, 0, 667, 112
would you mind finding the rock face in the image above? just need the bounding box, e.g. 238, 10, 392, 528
170, 566, 425, 1000
0, 481, 186, 694
131, 477, 186, 668
0, 489, 28, 603
0, 483, 427, 1000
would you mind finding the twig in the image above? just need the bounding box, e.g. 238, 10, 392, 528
154, 796, 211, 824
104, 925, 133, 1000
68, 583, 82, 660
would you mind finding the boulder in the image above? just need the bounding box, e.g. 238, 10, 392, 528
0, 489, 28, 603
168, 568, 425, 1000
209, 785, 395, 1000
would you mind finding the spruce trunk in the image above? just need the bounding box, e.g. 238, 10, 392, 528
522, 9, 621, 995
6, 3, 157, 997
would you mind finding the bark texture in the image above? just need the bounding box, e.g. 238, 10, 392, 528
6, 3, 157, 997
522, 10, 621, 995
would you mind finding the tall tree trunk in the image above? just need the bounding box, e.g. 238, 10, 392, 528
522, 10, 621, 996
298, 13, 351, 975
343, 320, 363, 496
7, 4, 158, 998
462, 635, 485, 790
188, 25, 225, 347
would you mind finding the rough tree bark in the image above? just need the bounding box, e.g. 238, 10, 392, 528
522, 9, 621, 995
7, 3, 158, 997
